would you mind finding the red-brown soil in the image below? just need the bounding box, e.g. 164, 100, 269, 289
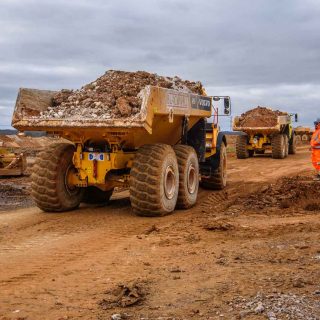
237, 106, 287, 128
0, 146, 319, 320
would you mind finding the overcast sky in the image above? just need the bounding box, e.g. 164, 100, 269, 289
0, 0, 319, 129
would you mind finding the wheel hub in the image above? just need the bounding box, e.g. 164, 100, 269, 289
164, 165, 176, 200
187, 164, 197, 194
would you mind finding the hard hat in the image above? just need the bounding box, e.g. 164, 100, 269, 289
315, 118, 320, 125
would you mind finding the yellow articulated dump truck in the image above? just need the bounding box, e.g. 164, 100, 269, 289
232, 107, 297, 159
294, 126, 314, 144
12, 87, 230, 216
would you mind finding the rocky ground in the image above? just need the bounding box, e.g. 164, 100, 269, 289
38, 71, 204, 120
236, 107, 287, 128
0, 176, 33, 212
0, 146, 319, 320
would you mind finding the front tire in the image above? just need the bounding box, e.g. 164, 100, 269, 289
31, 143, 84, 212
236, 135, 249, 159
284, 135, 289, 158
173, 145, 199, 209
271, 134, 285, 159
289, 134, 297, 154
201, 142, 227, 190
130, 144, 179, 216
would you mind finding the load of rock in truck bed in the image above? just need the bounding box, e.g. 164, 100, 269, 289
39, 70, 204, 120
237, 106, 287, 128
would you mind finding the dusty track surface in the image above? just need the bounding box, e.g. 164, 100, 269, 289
1, 147, 319, 320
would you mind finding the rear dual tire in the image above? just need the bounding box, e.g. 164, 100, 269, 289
130, 144, 179, 216
129, 144, 200, 216
173, 145, 199, 209
272, 134, 289, 159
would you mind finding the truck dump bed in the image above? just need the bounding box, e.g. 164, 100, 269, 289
12, 86, 212, 148
232, 115, 290, 134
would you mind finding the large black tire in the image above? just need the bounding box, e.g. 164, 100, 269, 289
173, 145, 199, 209
82, 187, 113, 205
130, 144, 179, 216
236, 135, 249, 159
289, 134, 297, 154
284, 134, 289, 158
201, 142, 227, 190
31, 143, 84, 212
271, 134, 285, 159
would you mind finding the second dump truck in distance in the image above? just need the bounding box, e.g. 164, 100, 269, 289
233, 106, 298, 159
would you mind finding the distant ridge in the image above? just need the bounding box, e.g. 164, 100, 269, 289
0, 129, 46, 137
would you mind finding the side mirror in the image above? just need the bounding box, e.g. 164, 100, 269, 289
295, 114, 298, 122
224, 97, 231, 115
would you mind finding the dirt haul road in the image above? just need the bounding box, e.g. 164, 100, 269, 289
1, 146, 320, 320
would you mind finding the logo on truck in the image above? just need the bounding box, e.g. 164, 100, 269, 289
166, 91, 211, 112
191, 95, 211, 111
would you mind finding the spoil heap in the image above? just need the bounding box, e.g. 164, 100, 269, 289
238, 175, 320, 210
237, 106, 287, 128
40, 71, 204, 120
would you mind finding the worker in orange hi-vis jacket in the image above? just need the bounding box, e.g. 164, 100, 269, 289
311, 118, 320, 179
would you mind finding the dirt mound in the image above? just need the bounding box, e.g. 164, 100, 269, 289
40, 70, 204, 120
0, 135, 59, 155
99, 280, 147, 309
237, 106, 287, 128
237, 175, 320, 211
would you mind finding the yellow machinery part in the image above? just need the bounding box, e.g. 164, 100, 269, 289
248, 134, 270, 150
205, 125, 218, 158
0, 148, 26, 176
68, 144, 135, 190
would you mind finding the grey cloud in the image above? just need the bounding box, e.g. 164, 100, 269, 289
0, 0, 319, 129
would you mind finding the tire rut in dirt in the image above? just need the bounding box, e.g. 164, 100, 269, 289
199, 190, 229, 214
0, 213, 151, 285
31, 143, 84, 212
130, 144, 179, 216
173, 145, 199, 209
